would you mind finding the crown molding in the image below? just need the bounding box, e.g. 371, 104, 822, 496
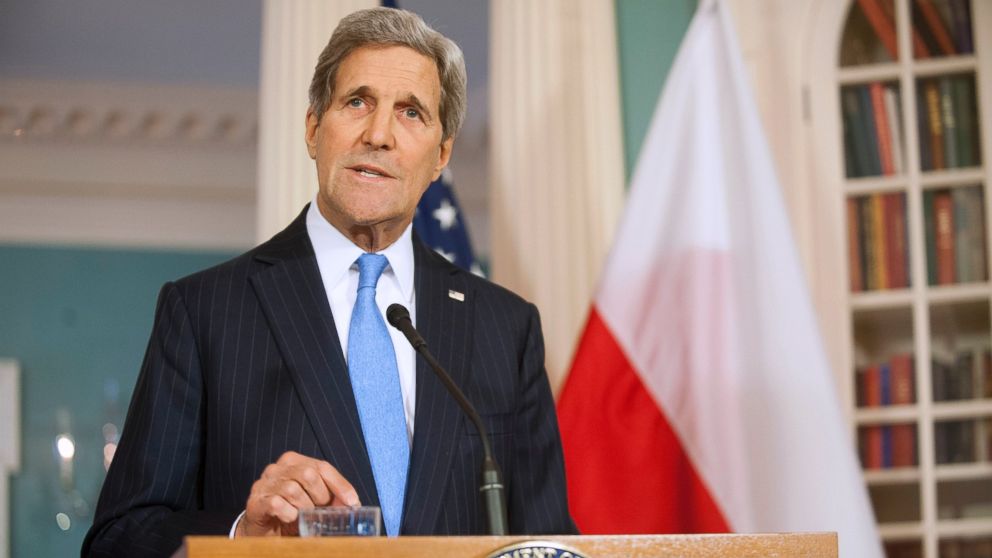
0, 78, 258, 251
0, 78, 257, 147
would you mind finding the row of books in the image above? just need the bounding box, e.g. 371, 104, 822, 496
917, 74, 981, 172
932, 347, 992, 402
847, 193, 909, 291
859, 423, 916, 469
934, 419, 977, 464
859, 418, 989, 469
856, 0, 973, 62
923, 186, 987, 285
856, 353, 915, 407
842, 83, 904, 178
911, 0, 974, 59
842, 75, 980, 179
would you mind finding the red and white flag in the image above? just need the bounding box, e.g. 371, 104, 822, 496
556, 1, 882, 556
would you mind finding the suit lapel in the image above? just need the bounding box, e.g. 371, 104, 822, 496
402, 238, 474, 533
248, 208, 379, 507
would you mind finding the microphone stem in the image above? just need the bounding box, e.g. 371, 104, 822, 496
414, 345, 508, 536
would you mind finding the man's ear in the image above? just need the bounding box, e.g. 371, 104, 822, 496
305, 108, 320, 159
432, 136, 454, 180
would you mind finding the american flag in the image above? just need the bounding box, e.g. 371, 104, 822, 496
413, 170, 483, 276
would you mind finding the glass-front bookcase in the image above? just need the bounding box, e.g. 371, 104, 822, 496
839, 1, 992, 557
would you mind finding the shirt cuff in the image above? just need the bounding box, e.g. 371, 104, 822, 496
229, 510, 247, 538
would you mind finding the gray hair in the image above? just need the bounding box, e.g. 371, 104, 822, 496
308, 7, 467, 142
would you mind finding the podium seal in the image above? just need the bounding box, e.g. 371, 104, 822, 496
486, 540, 588, 558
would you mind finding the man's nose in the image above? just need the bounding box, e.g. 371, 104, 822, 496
362, 107, 395, 150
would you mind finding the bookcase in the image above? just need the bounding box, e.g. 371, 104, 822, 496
837, 1, 992, 557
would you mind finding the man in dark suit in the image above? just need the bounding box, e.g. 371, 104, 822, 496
82, 7, 574, 557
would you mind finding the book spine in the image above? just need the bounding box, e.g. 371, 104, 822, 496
880, 363, 892, 406
847, 198, 864, 292
843, 96, 859, 177
872, 193, 889, 288
857, 0, 899, 59
953, 187, 971, 283
940, 77, 959, 169
881, 425, 893, 468
935, 421, 949, 463
884, 86, 905, 173
915, 0, 957, 55
967, 186, 987, 281
861, 197, 878, 290
871, 82, 895, 174
866, 426, 884, 469
954, 351, 975, 400
912, 0, 942, 56
861, 86, 882, 176
924, 190, 938, 285
889, 193, 908, 288
912, 28, 931, 59
844, 88, 872, 178
953, 76, 976, 168
948, 0, 974, 54
866, 364, 882, 406
932, 358, 948, 402
856, 367, 866, 407
917, 85, 933, 171
890, 354, 915, 404
891, 424, 916, 467
934, 190, 956, 284
925, 79, 946, 170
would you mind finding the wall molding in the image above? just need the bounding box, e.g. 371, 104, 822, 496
0, 79, 258, 251
0, 79, 256, 147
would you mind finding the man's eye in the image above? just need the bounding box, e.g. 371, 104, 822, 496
404, 108, 420, 119
348, 98, 364, 108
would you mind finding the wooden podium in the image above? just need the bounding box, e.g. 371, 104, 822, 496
176, 532, 837, 557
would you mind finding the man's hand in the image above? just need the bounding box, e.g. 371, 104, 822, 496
236, 451, 360, 537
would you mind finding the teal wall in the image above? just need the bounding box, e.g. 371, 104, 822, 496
0, 245, 235, 557
615, 0, 697, 178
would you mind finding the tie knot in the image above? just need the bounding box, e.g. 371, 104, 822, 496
356, 253, 389, 289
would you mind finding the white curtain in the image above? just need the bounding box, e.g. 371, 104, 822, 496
490, 0, 625, 392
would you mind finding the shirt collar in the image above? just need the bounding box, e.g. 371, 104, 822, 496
306, 199, 415, 302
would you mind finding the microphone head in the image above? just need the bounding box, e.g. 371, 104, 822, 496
386, 303, 410, 328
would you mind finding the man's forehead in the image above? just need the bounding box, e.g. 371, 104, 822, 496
333, 45, 441, 100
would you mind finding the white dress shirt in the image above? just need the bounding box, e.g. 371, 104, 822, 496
305, 199, 417, 443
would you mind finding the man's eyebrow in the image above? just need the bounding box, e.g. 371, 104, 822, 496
400, 94, 434, 123
341, 85, 373, 100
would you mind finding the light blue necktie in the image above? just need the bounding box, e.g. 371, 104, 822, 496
348, 253, 409, 536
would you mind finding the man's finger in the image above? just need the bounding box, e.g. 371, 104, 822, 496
275, 478, 318, 511
317, 461, 360, 506
263, 494, 299, 525
290, 464, 332, 506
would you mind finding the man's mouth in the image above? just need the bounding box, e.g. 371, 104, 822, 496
349, 164, 394, 179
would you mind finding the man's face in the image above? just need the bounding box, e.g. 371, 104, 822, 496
306, 45, 453, 241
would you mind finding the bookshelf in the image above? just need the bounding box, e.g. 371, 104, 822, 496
837, 1, 992, 557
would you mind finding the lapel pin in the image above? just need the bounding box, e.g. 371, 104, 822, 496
448, 289, 465, 302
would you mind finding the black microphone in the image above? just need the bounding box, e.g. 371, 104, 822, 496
386, 303, 507, 536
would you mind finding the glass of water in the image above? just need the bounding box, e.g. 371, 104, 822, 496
298, 506, 381, 537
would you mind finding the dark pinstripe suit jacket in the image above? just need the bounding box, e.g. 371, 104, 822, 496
82, 207, 576, 557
